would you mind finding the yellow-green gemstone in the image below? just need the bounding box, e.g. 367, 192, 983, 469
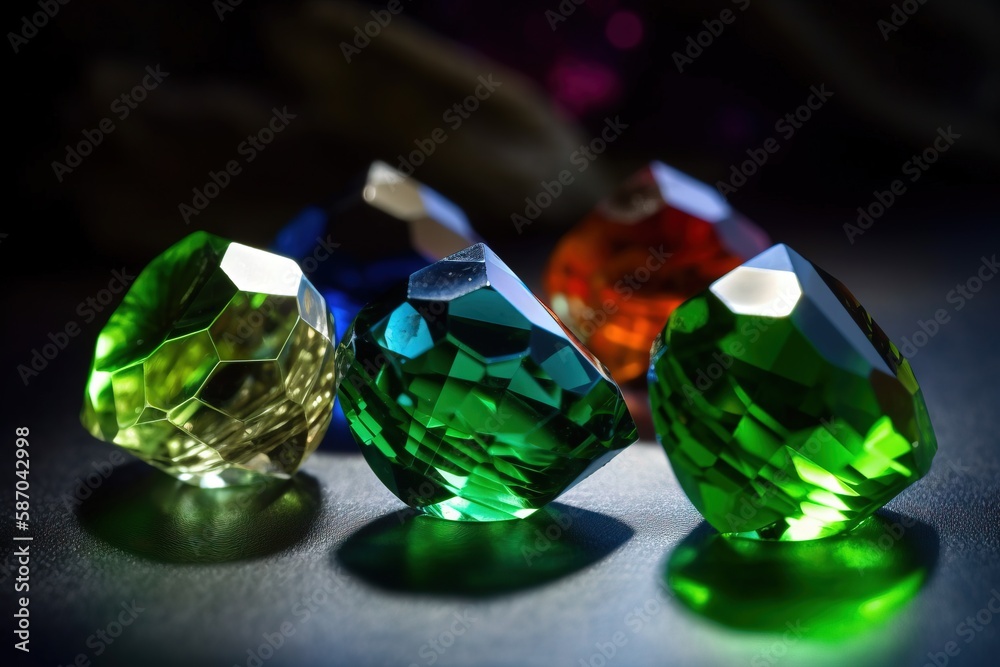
648, 244, 936, 540
81, 231, 336, 487
337, 243, 638, 521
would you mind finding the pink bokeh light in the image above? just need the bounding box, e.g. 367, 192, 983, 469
606, 11, 643, 50
547, 58, 621, 116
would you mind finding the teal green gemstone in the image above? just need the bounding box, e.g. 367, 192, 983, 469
338, 243, 638, 521
649, 244, 937, 540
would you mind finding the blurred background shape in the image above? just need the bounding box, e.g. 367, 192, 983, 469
8, 0, 998, 277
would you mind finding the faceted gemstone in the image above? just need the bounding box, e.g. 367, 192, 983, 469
272, 160, 480, 344
81, 231, 337, 487
648, 244, 936, 540
273, 161, 479, 443
545, 161, 769, 384
338, 243, 638, 521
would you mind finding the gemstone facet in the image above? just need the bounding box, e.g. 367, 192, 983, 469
338, 243, 638, 521
272, 160, 480, 344
545, 161, 769, 384
82, 231, 337, 487
648, 244, 936, 540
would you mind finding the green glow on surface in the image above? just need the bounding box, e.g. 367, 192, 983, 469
665, 515, 937, 639
338, 505, 633, 595
79, 467, 320, 563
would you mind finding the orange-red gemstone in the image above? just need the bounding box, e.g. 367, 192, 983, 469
544, 161, 770, 384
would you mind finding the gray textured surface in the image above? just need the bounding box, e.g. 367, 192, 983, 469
3, 225, 1000, 667
3, 328, 1000, 667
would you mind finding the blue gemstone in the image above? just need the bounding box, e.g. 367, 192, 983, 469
271, 161, 480, 447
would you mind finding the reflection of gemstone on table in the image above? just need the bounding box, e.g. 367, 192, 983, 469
666, 515, 937, 637
78, 464, 321, 563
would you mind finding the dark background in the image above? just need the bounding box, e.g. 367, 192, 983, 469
3, 1, 999, 666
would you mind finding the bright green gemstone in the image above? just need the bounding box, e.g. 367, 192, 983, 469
82, 231, 337, 488
648, 244, 936, 540
338, 243, 638, 521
